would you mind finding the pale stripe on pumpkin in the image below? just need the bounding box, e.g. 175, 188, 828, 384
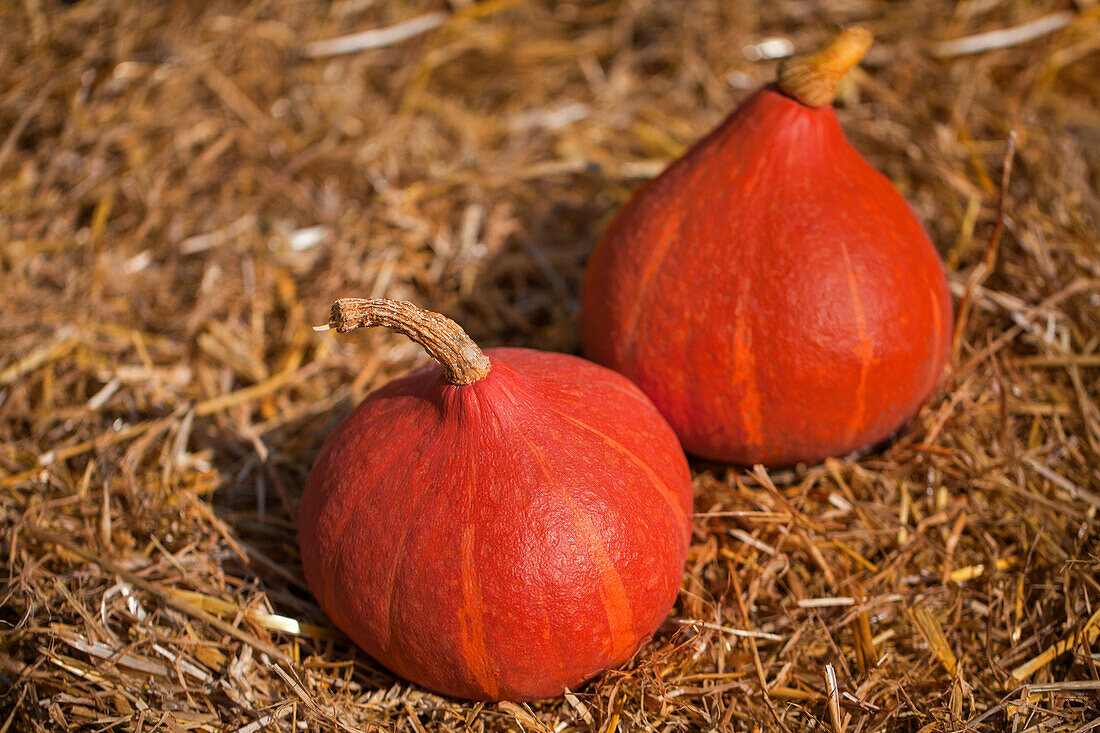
840, 241, 874, 444
550, 408, 689, 537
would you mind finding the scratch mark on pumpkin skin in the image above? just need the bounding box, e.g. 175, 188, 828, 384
840, 242, 874, 444
547, 408, 689, 538
459, 523, 499, 699
508, 419, 636, 659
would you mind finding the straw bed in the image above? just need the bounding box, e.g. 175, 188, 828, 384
1, 0, 1098, 730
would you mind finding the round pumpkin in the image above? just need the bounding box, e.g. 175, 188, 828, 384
299, 299, 693, 701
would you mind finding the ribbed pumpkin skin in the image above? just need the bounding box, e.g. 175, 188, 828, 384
581, 85, 952, 466
298, 348, 692, 701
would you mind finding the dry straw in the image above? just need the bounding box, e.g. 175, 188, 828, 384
1, 0, 1098, 731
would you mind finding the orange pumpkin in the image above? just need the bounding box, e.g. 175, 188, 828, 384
299, 299, 693, 700
582, 29, 952, 465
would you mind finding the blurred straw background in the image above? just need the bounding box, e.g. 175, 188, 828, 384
1, 0, 1098, 730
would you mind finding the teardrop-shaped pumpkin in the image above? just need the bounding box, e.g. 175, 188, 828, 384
299, 299, 693, 701
581, 28, 952, 466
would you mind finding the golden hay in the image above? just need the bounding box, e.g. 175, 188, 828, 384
1, 0, 1098, 730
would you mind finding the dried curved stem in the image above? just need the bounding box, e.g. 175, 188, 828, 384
777, 27, 872, 108
325, 298, 490, 385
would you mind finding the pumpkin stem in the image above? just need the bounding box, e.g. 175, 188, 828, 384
323, 298, 491, 385
777, 27, 872, 108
